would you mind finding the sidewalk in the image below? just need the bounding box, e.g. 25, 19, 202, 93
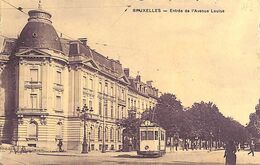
2, 148, 259, 165
37, 150, 137, 157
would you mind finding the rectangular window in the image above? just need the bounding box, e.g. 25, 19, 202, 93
56, 71, 62, 84
83, 98, 86, 106
121, 107, 124, 119
155, 131, 158, 140
117, 87, 121, 99
104, 83, 108, 95
118, 130, 121, 142
89, 78, 93, 90
110, 85, 114, 96
69, 43, 79, 54
117, 106, 120, 119
105, 128, 108, 141
99, 82, 102, 93
91, 144, 95, 151
99, 99, 102, 115
104, 101, 108, 117
89, 100, 92, 109
121, 89, 125, 100
147, 131, 154, 140
30, 94, 37, 109
56, 96, 62, 110
111, 104, 114, 118
30, 69, 38, 82
141, 131, 147, 140
83, 76, 87, 88
56, 124, 62, 139
28, 122, 38, 138
161, 132, 165, 141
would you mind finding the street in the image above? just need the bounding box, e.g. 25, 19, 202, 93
0, 149, 258, 165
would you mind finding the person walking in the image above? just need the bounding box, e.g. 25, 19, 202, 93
224, 140, 236, 165
57, 139, 63, 152
248, 140, 255, 156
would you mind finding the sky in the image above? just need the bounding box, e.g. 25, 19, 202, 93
1, 0, 260, 125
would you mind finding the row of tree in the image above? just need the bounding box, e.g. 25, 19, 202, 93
121, 93, 251, 151
246, 99, 260, 138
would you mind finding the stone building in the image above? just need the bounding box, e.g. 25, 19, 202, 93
124, 68, 158, 118
0, 7, 158, 151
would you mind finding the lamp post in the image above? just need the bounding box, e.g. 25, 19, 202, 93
77, 104, 93, 154
209, 131, 213, 151
101, 104, 106, 153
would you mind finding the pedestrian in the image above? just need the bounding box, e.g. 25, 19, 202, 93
10, 141, 17, 154
224, 140, 236, 165
57, 139, 63, 152
175, 142, 178, 151
248, 140, 255, 156
184, 140, 188, 151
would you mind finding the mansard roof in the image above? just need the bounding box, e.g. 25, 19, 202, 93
16, 9, 62, 52
0, 38, 16, 55
127, 75, 159, 99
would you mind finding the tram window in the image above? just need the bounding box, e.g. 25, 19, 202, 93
155, 131, 158, 140
141, 131, 147, 140
147, 131, 154, 140
161, 132, 165, 140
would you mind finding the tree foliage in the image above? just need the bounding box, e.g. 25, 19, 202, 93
143, 93, 248, 143
246, 99, 260, 138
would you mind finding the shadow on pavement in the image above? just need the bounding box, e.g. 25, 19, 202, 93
116, 154, 141, 158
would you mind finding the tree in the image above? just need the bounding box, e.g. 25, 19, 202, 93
119, 111, 142, 151
246, 100, 260, 139
149, 93, 184, 137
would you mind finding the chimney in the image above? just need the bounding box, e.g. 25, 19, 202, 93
79, 38, 87, 47
136, 75, 141, 82
146, 80, 153, 86
124, 68, 130, 77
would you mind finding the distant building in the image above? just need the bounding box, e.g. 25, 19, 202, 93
124, 68, 158, 118
0, 7, 158, 151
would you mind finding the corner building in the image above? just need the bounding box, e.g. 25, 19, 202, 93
0, 8, 158, 151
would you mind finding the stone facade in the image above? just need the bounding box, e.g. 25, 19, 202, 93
0, 8, 158, 151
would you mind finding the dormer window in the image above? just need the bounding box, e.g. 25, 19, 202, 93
69, 43, 79, 55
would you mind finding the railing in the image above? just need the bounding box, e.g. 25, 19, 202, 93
128, 106, 137, 111
83, 88, 94, 96
53, 83, 64, 91
24, 81, 42, 89
83, 113, 119, 123
26, 135, 38, 141
118, 99, 126, 105
17, 108, 48, 115
54, 109, 63, 113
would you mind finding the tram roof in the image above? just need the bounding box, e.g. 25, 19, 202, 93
140, 120, 165, 130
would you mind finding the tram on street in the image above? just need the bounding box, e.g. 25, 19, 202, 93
137, 120, 166, 157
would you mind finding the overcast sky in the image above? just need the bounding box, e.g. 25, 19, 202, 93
1, 0, 260, 125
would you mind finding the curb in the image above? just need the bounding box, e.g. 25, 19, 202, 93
37, 152, 88, 157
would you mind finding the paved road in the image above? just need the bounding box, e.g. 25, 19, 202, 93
0, 150, 258, 165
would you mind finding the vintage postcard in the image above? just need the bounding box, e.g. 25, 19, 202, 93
0, 0, 259, 164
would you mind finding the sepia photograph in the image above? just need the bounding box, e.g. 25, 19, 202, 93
0, 0, 259, 164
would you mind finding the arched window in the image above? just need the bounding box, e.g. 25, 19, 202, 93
27, 121, 38, 139
56, 122, 63, 140
98, 126, 102, 141
110, 128, 114, 142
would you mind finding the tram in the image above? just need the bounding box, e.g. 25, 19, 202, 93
137, 120, 166, 157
